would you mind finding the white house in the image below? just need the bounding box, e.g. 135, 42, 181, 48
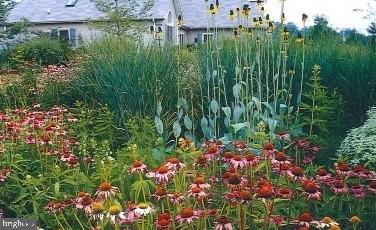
6, 0, 264, 46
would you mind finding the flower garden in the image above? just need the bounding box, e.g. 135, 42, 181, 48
1, 1, 376, 230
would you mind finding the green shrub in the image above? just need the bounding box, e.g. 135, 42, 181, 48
10, 36, 70, 65
338, 107, 376, 167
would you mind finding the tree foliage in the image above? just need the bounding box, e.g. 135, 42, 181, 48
0, 0, 15, 25
91, 0, 154, 39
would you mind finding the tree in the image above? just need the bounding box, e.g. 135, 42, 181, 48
367, 22, 376, 48
309, 15, 336, 39
0, 0, 15, 25
92, 0, 154, 39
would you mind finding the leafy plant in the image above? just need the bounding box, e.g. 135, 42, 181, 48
337, 107, 376, 167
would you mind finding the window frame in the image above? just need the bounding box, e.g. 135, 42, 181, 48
202, 32, 214, 43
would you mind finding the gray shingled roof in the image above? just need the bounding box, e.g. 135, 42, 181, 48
7, 0, 171, 24
178, 0, 262, 29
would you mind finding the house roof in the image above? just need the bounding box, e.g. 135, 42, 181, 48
7, 0, 263, 29
178, 0, 262, 29
7, 0, 171, 24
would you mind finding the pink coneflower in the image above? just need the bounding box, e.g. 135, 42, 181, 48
39, 132, 52, 145
164, 157, 186, 171
335, 163, 352, 177
276, 187, 294, 199
315, 168, 332, 183
368, 180, 376, 195
147, 166, 175, 183
189, 175, 211, 189
156, 213, 172, 230
272, 162, 292, 176
66, 155, 79, 167
277, 131, 290, 141
121, 202, 140, 223
296, 212, 315, 227
225, 173, 247, 190
262, 143, 276, 159
130, 160, 147, 174
256, 180, 274, 199
352, 165, 372, 179
351, 185, 366, 199
271, 152, 291, 166
175, 208, 199, 224
95, 182, 119, 201
151, 186, 167, 201
331, 179, 349, 194
215, 216, 233, 230
288, 166, 306, 181
194, 155, 210, 167
26, 134, 36, 144
222, 152, 234, 163
188, 186, 208, 200
167, 192, 185, 205
203, 142, 222, 161
230, 154, 247, 169
292, 139, 310, 149
245, 152, 260, 167
234, 140, 247, 152
270, 215, 285, 227
75, 192, 93, 214
44, 201, 65, 214
0, 168, 11, 184
302, 180, 321, 200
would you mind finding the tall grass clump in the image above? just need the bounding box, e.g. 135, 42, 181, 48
72, 37, 201, 124
307, 39, 376, 125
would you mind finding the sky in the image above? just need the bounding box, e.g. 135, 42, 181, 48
265, 0, 375, 33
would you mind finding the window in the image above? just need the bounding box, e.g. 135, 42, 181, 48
166, 25, 173, 43
59, 30, 69, 42
179, 33, 185, 46
53, 28, 77, 47
65, 0, 78, 7
203, 33, 214, 43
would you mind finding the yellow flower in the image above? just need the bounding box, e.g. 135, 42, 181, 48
349, 216, 361, 224
296, 33, 304, 44
108, 205, 121, 215
329, 225, 341, 230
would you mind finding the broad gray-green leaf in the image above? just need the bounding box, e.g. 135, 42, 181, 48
210, 100, 219, 114
156, 102, 162, 117
173, 121, 181, 138
232, 83, 241, 98
201, 116, 208, 128
177, 98, 188, 111
233, 106, 243, 122
231, 122, 250, 133
224, 116, 230, 128
222, 107, 232, 117
154, 116, 164, 135
252, 97, 262, 111
184, 115, 193, 130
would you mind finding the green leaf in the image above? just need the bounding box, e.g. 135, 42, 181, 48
231, 122, 250, 133
173, 120, 181, 138
184, 115, 193, 130
154, 116, 164, 135
210, 99, 219, 114
54, 182, 60, 196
